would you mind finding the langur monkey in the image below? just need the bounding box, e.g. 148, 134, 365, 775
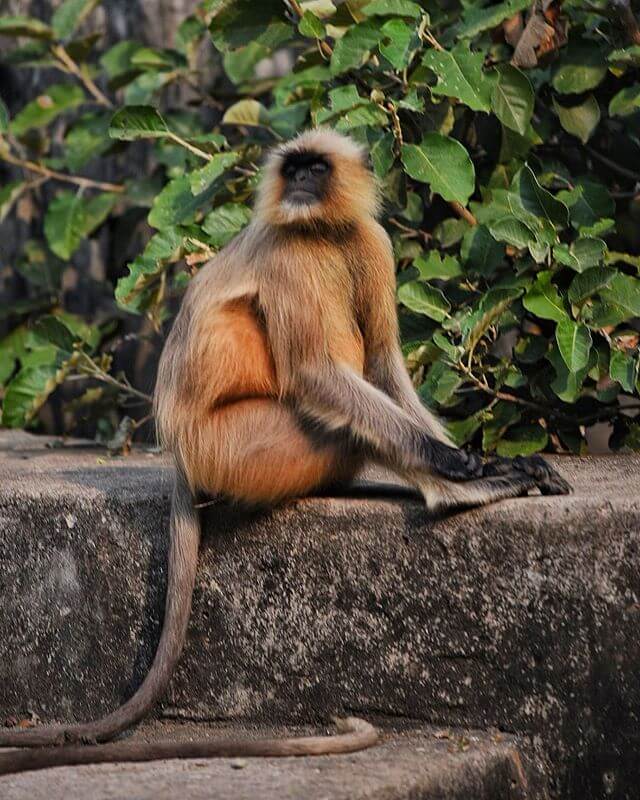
0, 130, 570, 775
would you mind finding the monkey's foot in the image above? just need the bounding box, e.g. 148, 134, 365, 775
428, 442, 484, 481
483, 454, 572, 496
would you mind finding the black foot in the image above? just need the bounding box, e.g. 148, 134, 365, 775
430, 442, 484, 481
483, 454, 572, 495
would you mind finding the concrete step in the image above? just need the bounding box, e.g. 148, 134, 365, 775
0, 720, 532, 800
1, 431, 639, 798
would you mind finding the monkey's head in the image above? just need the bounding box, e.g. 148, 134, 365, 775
255, 129, 380, 227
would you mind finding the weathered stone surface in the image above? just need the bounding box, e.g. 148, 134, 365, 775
0, 431, 639, 799
0, 720, 533, 800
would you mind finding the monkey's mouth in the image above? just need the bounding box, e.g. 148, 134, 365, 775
286, 190, 319, 205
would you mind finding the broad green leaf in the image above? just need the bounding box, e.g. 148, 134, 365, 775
64, 111, 112, 169
0, 97, 9, 132
610, 350, 638, 393
222, 99, 270, 127
44, 190, 117, 259
188, 152, 239, 194
269, 101, 311, 138
330, 21, 382, 75
11, 84, 85, 136
600, 274, 640, 318
420, 362, 461, 405
461, 225, 505, 276
571, 237, 606, 273
609, 85, 640, 118
2, 365, 63, 428
397, 281, 450, 321
552, 43, 607, 95
148, 176, 218, 229
555, 319, 592, 373
557, 179, 614, 229
482, 401, 521, 452
422, 43, 492, 112
496, 424, 548, 458
401, 133, 475, 205
32, 316, 76, 353
515, 165, 568, 229
116, 228, 184, 309
52, 0, 101, 40
362, 0, 421, 17
454, 0, 530, 39
299, 10, 325, 38
0, 16, 53, 39
462, 287, 522, 353
0, 181, 24, 224
368, 129, 395, 177
100, 41, 144, 78
202, 203, 252, 248
130, 47, 187, 72
491, 65, 533, 136
553, 95, 600, 143
523, 271, 567, 322
489, 216, 535, 249
547, 345, 588, 402
414, 251, 461, 280
568, 267, 616, 305
447, 413, 483, 447
379, 19, 417, 70
108, 105, 169, 139
209, 0, 292, 52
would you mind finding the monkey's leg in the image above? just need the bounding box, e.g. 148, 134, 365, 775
295, 363, 483, 482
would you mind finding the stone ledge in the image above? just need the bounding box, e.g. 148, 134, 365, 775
0, 720, 534, 800
0, 431, 639, 799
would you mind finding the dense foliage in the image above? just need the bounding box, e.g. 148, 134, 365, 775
1, 0, 640, 455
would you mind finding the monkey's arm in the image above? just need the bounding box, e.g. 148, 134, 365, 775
294, 361, 481, 480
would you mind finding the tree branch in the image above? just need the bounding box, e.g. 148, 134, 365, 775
0, 149, 125, 193
51, 44, 113, 108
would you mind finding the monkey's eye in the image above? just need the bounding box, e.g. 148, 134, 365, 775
310, 161, 328, 176
283, 163, 296, 178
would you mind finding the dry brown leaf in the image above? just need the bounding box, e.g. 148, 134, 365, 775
511, 1, 567, 69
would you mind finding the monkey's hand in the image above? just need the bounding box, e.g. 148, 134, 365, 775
427, 441, 484, 481
483, 454, 572, 496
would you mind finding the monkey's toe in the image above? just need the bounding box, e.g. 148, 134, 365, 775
512, 455, 572, 495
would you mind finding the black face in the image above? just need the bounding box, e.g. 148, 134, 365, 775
281, 152, 331, 205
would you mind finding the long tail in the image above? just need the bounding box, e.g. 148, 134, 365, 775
0, 718, 378, 775
0, 471, 379, 775
0, 468, 201, 748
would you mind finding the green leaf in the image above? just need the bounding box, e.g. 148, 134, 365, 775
482, 401, 521, 452
552, 43, 607, 95
491, 65, 533, 136
202, 203, 252, 248
555, 319, 592, 373
299, 10, 325, 38
52, 0, 101, 40
397, 281, 450, 321
32, 316, 76, 353
209, 0, 292, 52
570, 237, 606, 273
420, 362, 461, 405
44, 190, 117, 259
379, 19, 418, 70
600, 274, 640, 319
269, 101, 311, 138
330, 20, 382, 75
523, 271, 567, 322
557, 179, 614, 229
568, 267, 616, 304
362, 0, 422, 17
553, 95, 600, 144
100, 41, 144, 78
496, 424, 548, 458
401, 133, 475, 205
414, 251, 461, 280
108, 105, 169, 139
64, 111, 112, 169
454, 0, 530, 39
515, 165, 568, 229
11, 84, 85, 136
609, 85, 640, 118
461, 225, 505, 276
462, 287, 522, 353
222, 99, 270, 127
422, 43, 492, 113
2, 365, 63, 428
148, 175, 218, 229
0, 16, 53, 39
188, 152, 239, 194
0, 97, 9, 132
489, 216, 535, 249
368, 129, 395, 177
116, 228, 183, 309
610, 350, 638, 393
547, 345, 589, 402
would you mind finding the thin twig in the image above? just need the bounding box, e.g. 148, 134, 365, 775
0, 149, 125, 192
449, 200, 477, 226
51, 44, 113, 108
586, 145, 640, 182
167, 131, 213, 162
